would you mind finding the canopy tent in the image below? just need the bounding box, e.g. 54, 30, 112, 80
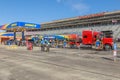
0, 33, 31, 40
0, 30, 6, 32
0, 33, 13, 36
59, 34, 79, 40
60, 35, 69, 40
0, 24, 9, 30
0, 32, 5, 36
31, 34, 80, 41
1, 33, 14, 36
0, 33, 14, 43
44, 36, 55, 40
41, 35, 67, 40
55, 35, 65, 40
68, 34, 79, 40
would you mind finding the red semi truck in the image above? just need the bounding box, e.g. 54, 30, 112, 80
81, 30, 113, 50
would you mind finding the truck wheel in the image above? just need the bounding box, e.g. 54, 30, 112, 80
104, 44, 111, 51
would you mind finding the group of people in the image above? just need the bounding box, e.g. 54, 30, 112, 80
40, 39, 68, 51
40, 38, 50, 52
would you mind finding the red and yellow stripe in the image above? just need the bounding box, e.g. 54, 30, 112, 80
0, 24, 9, 30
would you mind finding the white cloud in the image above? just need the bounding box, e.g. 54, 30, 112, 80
56, 0, 61, 3
72, 3, 89, 14
56, 0, 66, 3
56, 0, 90, 14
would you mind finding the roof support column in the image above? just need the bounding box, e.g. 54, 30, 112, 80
14, 31, 16, 41
22, 31, 25, 41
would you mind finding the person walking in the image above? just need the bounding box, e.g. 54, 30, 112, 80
40, 38, 45, 51
45, 39, 50, 52
63, 40, 67, 48
113, 41, 117, 62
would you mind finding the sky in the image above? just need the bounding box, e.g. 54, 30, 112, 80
0, 0, 120, 25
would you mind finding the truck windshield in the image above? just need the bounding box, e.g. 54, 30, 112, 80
101, 30, 113, 38
104, 34, 113, 38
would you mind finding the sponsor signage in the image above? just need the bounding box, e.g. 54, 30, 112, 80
78, 12, 105, 19
7, 22, 41, 29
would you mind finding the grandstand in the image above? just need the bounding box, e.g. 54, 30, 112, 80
7, 10, 120, 38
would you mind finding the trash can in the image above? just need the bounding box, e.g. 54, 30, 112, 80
27, 42, 33, 50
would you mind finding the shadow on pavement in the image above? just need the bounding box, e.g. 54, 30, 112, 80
117, 56, 120, 58
101, 57, 113, 61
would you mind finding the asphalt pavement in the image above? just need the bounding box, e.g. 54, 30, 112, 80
0, 45, 120, 80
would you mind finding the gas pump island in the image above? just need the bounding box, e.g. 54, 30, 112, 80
6, 22, 41, 41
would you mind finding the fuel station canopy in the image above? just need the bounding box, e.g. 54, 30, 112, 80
6, 22, 41, 31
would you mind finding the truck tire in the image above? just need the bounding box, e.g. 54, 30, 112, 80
104, 44, 111, 51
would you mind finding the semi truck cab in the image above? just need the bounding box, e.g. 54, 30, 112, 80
81, 30, 113, 50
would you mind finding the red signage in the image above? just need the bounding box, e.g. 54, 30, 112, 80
78, 12, 105, 19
